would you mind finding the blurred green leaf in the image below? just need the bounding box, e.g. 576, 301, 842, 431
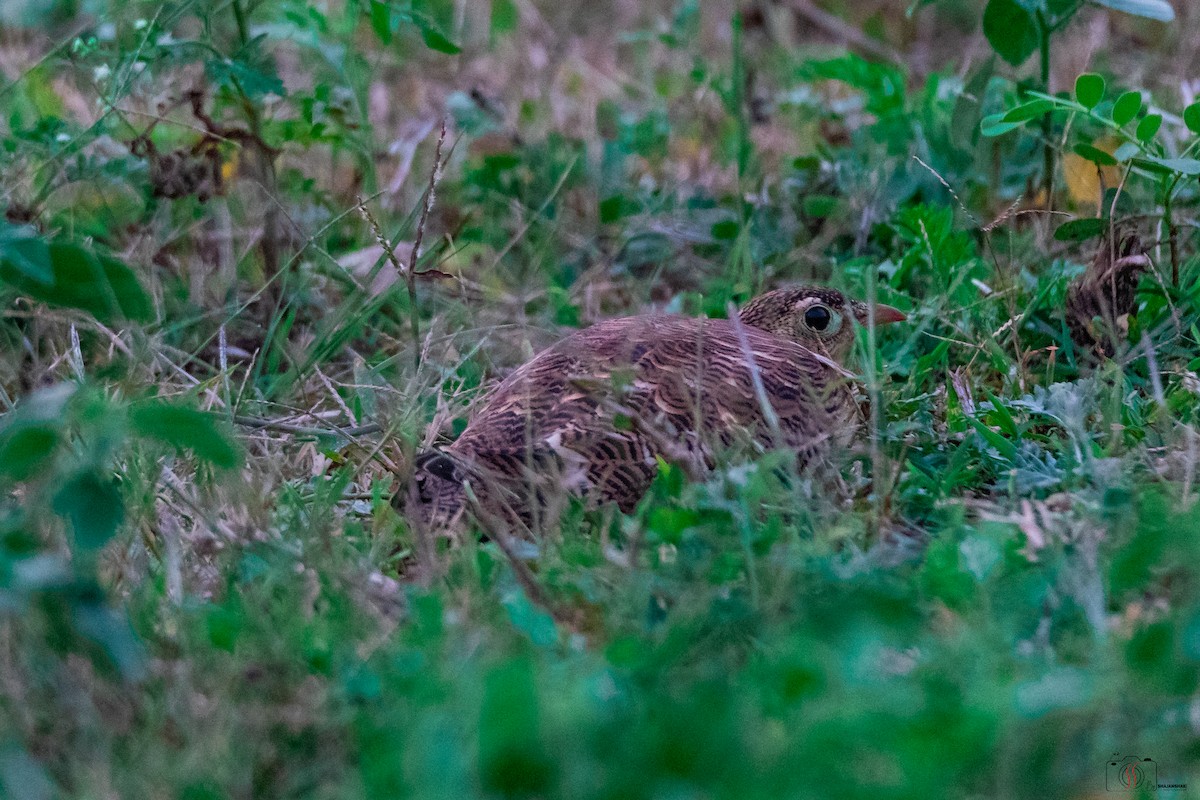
968, 416, 1018, 462
801, 195, 842, 218
983, 0, 1038, 66
52, 471, 124, 550
492, 0, 518, 34
129, 403, 242, 469
1136, 156, 1200, 175
479, 658, 554, 796
205, 49, 286, 98
1073, 143, 1118, 166
599, 194, 641, 223
369, 0, 392, 43
980, 113, 1022, 137
1092, 0, 1175, 21
711, 219, 740, 239
1113, 141, 1140, 161
0, 226, 52, 283
951, 58, 994, 148
1054, 217, 1108, 242
501, 590, 558, 647
0, 236, 151, 324
0, 384, 73, 484
410, 13, 461, 54
0, 424, 59, 483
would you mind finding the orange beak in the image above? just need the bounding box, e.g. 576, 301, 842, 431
871, 304, 907, 325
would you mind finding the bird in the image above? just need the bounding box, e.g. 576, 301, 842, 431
397, 286, 906, 542
1065, 233, 1151, 359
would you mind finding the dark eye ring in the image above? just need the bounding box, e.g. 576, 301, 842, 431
804, 305, 832, 331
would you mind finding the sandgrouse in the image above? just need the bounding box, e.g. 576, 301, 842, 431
399, 286, 905, 537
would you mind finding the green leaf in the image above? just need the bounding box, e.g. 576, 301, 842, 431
982, 390, 1019, 440
1136, 113, 1163, 142
369, 0, 392, 43
129, 403, 243, 469
0, 236, 152, 324
480, 659, 553, 796
420, 25, 461, 54
983, 0, 1039, 66
0, 384, 75, 478
501, 590, 558, 647
980, 113, 1022, 137
412, 15, 461, 54
1074, 73, 1105, 109
1113, 142, 1141, 161
492, 0, 518, 35
1092, 0, 1175, 21
1112, 91, 1142, 126
1184, 102, 1200, 134
801, 195, 842, 218
0, 230, 52, 283
1054, 217, 1108, 242
951, 58, 995, 149
205, 54, 286, 99
1136, 156, 1200, 176
1002, 99, 1055, 123
711, 219, 741, 239
599, 195, 641, 223
967, 416, 1018, 463
52, 471, 124, 550
0, 424, 59, 482
1073, 143, 1118, 166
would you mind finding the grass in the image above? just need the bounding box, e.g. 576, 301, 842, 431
1, 0, 1200, 797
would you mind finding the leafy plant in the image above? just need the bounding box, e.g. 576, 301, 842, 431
0, 1, 1199, 797
981, 0, 1176, 203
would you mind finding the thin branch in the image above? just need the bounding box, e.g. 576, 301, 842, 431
783, 0, 902, 63
407, 119, 450, 368
233, 415, 381, 438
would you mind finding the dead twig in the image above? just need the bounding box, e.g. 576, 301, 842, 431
783, 0, 903, 63
233, 415, 382, 438
357, 119, 450, 371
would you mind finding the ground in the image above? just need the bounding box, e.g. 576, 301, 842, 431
1, 0, 1199, 798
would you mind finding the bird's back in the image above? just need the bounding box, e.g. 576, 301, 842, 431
405, 313, 859, 533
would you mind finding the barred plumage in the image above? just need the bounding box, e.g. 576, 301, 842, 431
398, 286, 905, 537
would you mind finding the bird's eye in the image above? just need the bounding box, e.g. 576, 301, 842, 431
804, 305, 833, 331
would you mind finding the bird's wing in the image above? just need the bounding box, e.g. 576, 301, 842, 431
448, 331, 659, 513
624, 317, 859, 458
447, 316, 858, 516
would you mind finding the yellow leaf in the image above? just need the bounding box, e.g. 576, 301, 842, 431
1063, 136, 1121, 209
221, 151, 239, 182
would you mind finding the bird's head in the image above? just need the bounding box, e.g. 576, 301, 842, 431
737, 285, 906, 362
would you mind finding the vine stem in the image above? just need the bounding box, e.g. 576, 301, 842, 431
1164, 176, 1180, 285
1037, 9, 1054, 211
